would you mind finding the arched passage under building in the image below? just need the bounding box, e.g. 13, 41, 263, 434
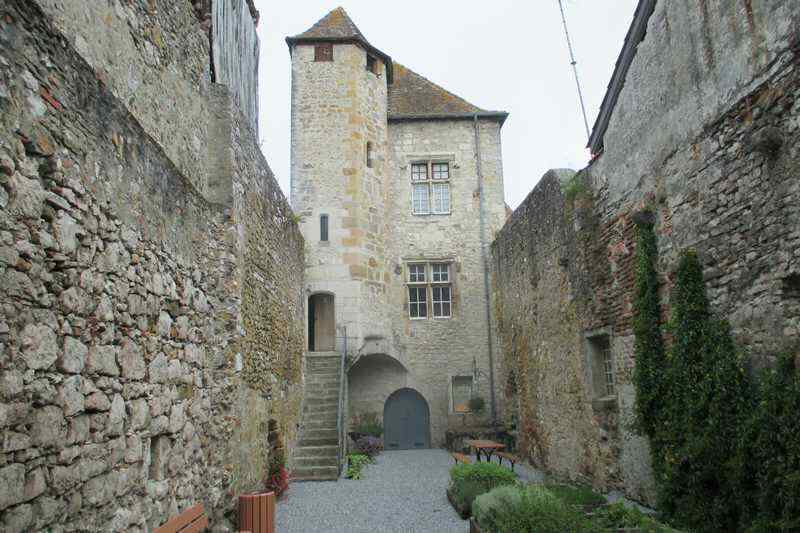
308, 293, 335, 352
383, 388, 430, 450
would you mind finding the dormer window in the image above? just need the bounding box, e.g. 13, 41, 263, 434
315, 44, 333, 62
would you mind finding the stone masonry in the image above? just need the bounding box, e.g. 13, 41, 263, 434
0, 1, 304, 531
492, 0, 800, 505
288, 9, 508, 448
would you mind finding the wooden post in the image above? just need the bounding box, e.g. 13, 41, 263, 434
238, 492, 275, 533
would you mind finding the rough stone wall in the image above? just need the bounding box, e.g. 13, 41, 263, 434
346, 118, 507, 446
0, 2, 304, 531
290, 42, 390, 349
32, 0, 213, 196
492, 0, 800, 505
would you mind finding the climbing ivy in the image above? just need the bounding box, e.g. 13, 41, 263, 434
633, 238, 800, 532
631, 216, 665, 438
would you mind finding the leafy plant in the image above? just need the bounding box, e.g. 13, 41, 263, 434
264, 447, 289, 497
631, 216, 666, 437
543, 483, 605, 507
474, 485, 589, 533
351, 412, 383, 437
354, 435, 383, 458
744, 353, 800, 532
346, 453, 372, 480
591, 502, 680, 532
449, 462, 517, 514
468, 396, 486, 414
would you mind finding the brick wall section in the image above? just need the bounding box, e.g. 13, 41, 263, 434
0, 2, 304, 531
492, 0, 800, 505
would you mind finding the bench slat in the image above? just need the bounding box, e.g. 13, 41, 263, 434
154, 504, 206, 533
181, 514, 209, 533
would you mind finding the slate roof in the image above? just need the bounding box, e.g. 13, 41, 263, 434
288, 8, 507, 124
388, 63, 507, 124
286, 7, 394, 82
587, 0, 656, 154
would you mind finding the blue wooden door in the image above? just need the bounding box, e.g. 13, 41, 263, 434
384, 389, 430, 450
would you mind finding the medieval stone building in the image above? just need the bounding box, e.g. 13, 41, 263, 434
287, 8, 508, 477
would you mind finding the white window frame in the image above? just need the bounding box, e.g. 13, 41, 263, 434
410, 161, 451, 215
406, 262, 452, 320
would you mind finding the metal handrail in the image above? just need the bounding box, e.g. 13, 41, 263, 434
335, 326, 347, 477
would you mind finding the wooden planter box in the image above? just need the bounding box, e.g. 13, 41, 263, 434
445, 487, 471, 520
238, 492, 275, 533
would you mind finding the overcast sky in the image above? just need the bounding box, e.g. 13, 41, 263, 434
253, 0, 638, 209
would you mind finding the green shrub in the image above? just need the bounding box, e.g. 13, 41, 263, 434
544, 483, 605, 507
474, 485, 589, 533
468, 396, 486, 414
346, 453, 372, 480
745, 353, 800, 532
352, 412, 383, 437
450, 462, 516, 487
591, 502, 680, 532
449, 462, 516, 514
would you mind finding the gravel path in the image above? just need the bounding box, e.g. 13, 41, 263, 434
276, 449, 468, 533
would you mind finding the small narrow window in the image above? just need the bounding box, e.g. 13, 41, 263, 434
587, 334, 615, 398
320, 214, 329, 242
366, 142, 374, 168
314, 44, 333, 62
452, 376, 473, 413
366, 54, 377, 75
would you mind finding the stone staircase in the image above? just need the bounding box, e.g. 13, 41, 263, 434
292, 352, 342, 481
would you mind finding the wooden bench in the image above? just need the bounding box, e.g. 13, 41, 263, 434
495, 451, 519, 471
154, 504, 208, 533
451, 452, 471, 465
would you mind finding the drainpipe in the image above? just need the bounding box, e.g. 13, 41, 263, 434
473, 114, 497, 425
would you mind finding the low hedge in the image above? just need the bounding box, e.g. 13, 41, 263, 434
449, 462, 516, 516
473, 485, 589, 533
473, 485, 681, 533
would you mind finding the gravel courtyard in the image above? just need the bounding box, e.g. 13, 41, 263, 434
277, 449, 468, 533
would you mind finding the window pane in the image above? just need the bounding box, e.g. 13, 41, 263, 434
409, 264, 425, 283
442, 302, 451, 317
418, 302, 427, 317
411, 163, 428, 181
412, 184, 430, 214
453, 376, 472, 412
432, 183, 450, 213
432, 264, 449, 283
432, 162, 449, 180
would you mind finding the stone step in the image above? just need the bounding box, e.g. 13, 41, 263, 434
306, 378, 341, 386
294, 455, 338, 468
291, 465, 339, 482
298, 436, 338, 447
301, 416, 336, 431
305, 384, 340, 393
293, 445, 338, 459
303, 407, 338, 417
305, 392, 340, 401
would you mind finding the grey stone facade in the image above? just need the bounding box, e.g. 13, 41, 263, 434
0, 1, 304, 530
289, 10, 508, 447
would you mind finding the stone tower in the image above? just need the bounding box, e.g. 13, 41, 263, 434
287, 8, 393, 353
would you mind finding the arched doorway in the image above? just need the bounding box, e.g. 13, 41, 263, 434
383, 388, 430, 450
308, 293, 335, 351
